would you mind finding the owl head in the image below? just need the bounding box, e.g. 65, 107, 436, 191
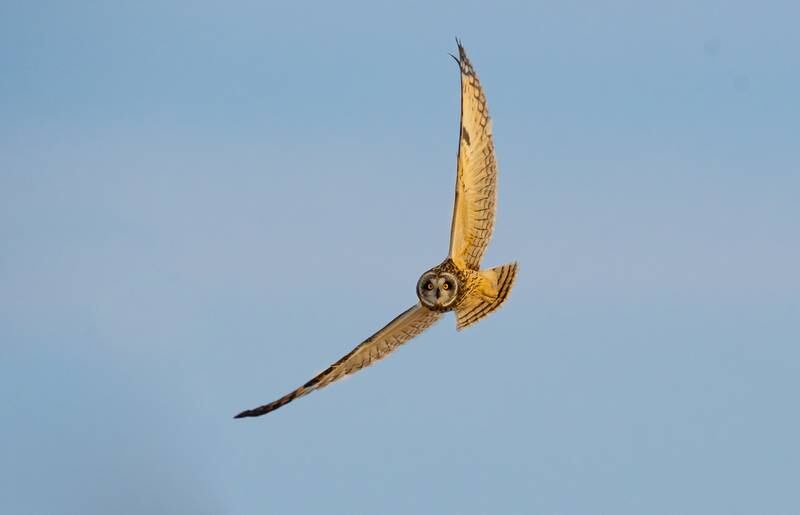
416, 270, 459, 309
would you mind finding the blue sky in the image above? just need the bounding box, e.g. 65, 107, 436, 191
2, 1, 799, 514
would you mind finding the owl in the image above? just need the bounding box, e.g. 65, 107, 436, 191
235, 41, 517, 418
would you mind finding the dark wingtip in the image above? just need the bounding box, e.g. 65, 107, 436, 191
232, 390, 301, 419
234, 406, 269, 418
455, 37, 467, 57
450, 38, 461, 64
451, 38, 471, 73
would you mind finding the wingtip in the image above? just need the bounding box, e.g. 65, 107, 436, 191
455, 38, 467, 59
450, 38, 462, 65
451, 38, 472, 73
234, 407, 263, 419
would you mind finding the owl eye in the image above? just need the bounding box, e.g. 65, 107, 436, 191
442, 282, 449, 290
426, 282, 434, 290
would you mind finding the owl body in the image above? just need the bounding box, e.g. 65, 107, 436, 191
416, 257, 518, 329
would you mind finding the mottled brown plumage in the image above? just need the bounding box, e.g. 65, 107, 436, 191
234, 41, 517, 419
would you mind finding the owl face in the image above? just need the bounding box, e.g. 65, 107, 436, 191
416, 271, 459, 309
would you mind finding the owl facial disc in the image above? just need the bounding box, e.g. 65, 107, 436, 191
416, 271, 459, 309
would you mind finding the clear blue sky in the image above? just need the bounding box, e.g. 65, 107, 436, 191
2, 1, 798, 514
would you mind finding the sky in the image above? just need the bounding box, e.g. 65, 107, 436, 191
1, 1, 799, 514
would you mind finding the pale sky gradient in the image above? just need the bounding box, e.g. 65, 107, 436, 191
2, 1, 799, 514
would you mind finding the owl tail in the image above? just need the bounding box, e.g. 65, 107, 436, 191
455, 262, 518, 330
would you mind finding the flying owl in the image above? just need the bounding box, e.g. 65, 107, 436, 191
235, 41, 517, 418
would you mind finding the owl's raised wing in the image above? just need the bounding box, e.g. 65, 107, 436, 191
234, 304, 442, 418
448, 41, 498, 270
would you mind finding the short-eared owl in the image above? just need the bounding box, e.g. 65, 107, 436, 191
235, 41, 517, 418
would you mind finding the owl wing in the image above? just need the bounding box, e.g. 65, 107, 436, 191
448, 41, 498, 270
234, 304, 442, 418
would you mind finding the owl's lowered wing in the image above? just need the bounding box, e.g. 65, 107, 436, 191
448, 41, 498, 271
234, 304, 442, 418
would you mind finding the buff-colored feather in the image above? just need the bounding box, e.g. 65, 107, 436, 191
234, 304, 441, 418
448, 41, 498, 271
